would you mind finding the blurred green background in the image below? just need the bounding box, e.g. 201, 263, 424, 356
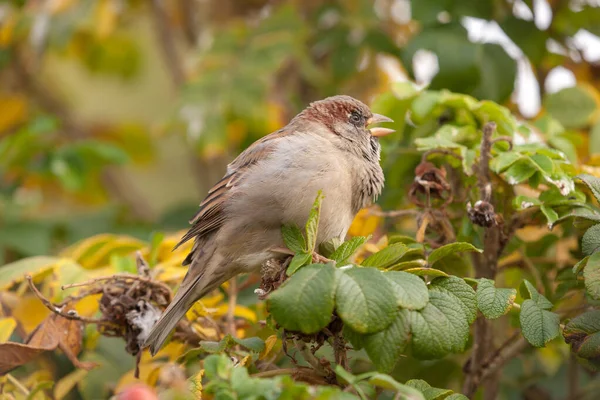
1, 0, 599, 264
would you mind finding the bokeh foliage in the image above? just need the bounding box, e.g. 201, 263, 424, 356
1, 0, 600, 399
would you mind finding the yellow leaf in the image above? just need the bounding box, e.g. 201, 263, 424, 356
348, 207, 381, 237
156, 265, 188, 282
49, 259, 88, 301
238, 355, 252, 367
259, 335, 278, 360
0, 317, 17, 342
191, 323, 218, 340
200, 293, 225, 308
186, 301, 210, 320
266, 101, 285, 133
213, 304, 257, 323
0, 94, 27, 135
0, 15, 16, 47
61, 234, 145, 269
11, 296, 50, 334
141, 342, 187, 364
54, 369, 88, 399
188, 369, 203, 399
95, 0, 119, 39
74, 294, 101, 317
0, 256, 60, 290
226, 120, 248, 147
115, 362, 164, 393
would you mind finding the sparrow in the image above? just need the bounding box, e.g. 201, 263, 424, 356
144, 95, 394, 355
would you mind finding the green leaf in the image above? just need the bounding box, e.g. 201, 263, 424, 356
363, 310, 410, 372
362, 243, 409, 269
563, 310, 600, 369
582, 223, 600, 256
199, 340, 227, 353
305, 190, 324, 252
472, 100, 517, 137
574, 256, 589, 275
384, 271, 429, 310
540, 205, 559, 228
368, 374, 425, 400
342, 325, 365, 351
429, 276, 477, 324
404, 268, 449, 278
471, 43, 516, 103
519, 279, 553, 309
286, 252, 312, 276
335, 267, 396, 334
409, 291, 471, 358
529, 154, 554, 175
330, 236, 369, 265
231, 336, 265, 353
577, 174, 600, 204
319, 237, 343, 258
405, 379, 453, 400
282, 224, 306, 253
268, 264, 337, 334
503, 158, 537, 185
518, 280, 560, 347
500, 16, 547, 64
491, 152, 521, 173
583, 251, 600, 300
0, 256, 61, 290
476, 278, 517, 319
590, 122, 600, 156
519, 299, 560, 347
428, 242, 482, 266
544, 85, 598, 129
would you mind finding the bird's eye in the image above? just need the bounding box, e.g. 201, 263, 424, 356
350, 111, 362, 126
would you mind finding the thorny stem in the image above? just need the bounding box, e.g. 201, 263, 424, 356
294, 340, 331, 378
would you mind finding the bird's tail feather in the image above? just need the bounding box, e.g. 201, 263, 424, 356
144, 273, 215, 356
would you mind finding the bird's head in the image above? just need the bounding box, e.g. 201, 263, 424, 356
294, 95, 394, 158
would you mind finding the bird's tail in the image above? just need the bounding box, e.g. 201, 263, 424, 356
144, 271, 218, 356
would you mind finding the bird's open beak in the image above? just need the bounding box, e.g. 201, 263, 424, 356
367, 113, 395, 137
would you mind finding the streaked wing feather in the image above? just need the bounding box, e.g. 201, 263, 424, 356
174, 128, 289, 250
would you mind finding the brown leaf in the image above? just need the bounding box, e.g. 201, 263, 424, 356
0, 313, 96, 374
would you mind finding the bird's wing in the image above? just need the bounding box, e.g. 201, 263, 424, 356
174, 128, 290, 252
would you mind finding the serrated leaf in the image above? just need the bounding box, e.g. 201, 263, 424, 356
335, 267, 396, 334
519, 279, 553, 309
330, 236, 368, 265
231, 336, 265, 353
361, 243, 409, 269
319, 237, 342, 258
427, 242, 482, 266
405, 379, 453, 400
583, 251, 600, 299
430, 276, 477, 323
305, 191, 324, 252
268, 264, 337, 334
384, 271, 429, 310
519, 299, 560, 347
363, 310, 410, 372
281, 224, 306, 253
476, 278, 517, 319
409, 290, 471, 359
582, 223, 600, 255
286, 252, 312, 276
563, 310, 600, 368
577, 174, 600, 204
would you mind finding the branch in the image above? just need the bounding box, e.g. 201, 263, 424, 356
467, 334, 529, 390
227, 278, 238, 337
149, 0, 186, 88
26, 276, 113, 326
